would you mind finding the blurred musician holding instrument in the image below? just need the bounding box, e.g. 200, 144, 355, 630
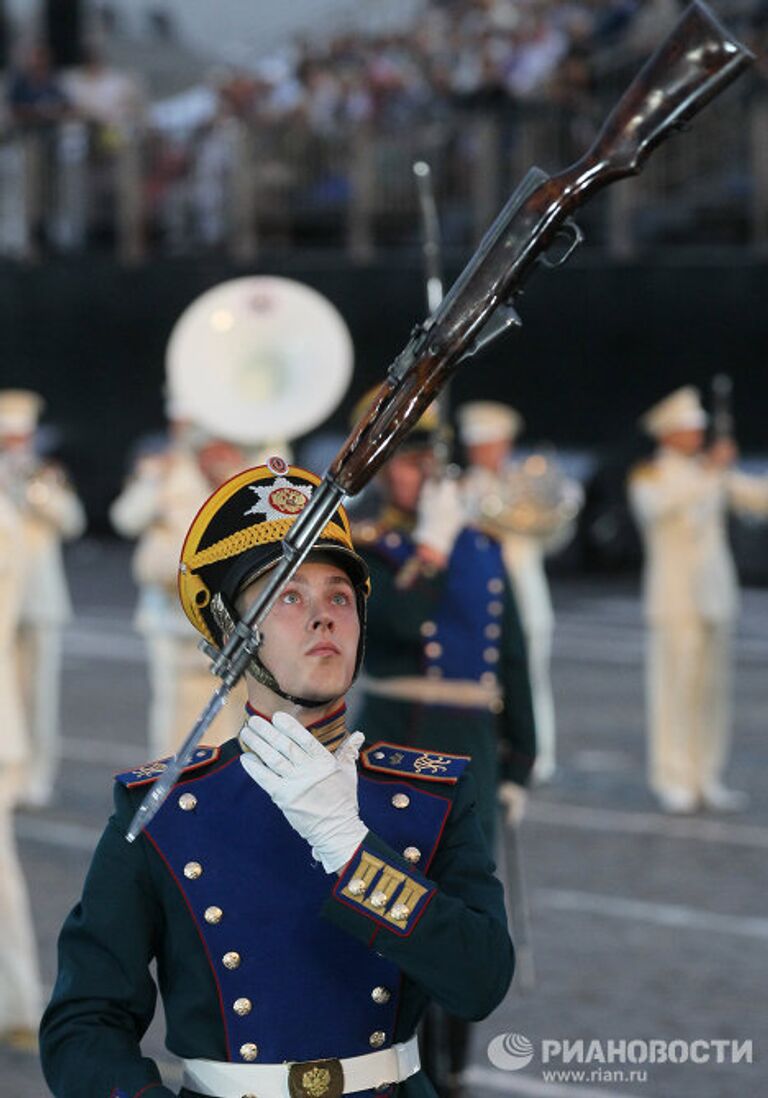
628, 385, 768, 814
458, 401, 582, 784
0, 389, 85, 807
110, 403, 248, 755
0, 477, 43, 1049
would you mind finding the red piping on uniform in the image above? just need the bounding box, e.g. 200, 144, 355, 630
246, 700, 347, 729
164, 751, 241, 789
424, 801, 452, 874
143, 830, 233, 1063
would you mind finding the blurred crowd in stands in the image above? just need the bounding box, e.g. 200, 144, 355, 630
1, 0, 766, 255
4, 40, 143, 132
5, 0, 767, 136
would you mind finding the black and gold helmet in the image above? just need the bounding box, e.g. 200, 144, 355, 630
178, 458, 369, 701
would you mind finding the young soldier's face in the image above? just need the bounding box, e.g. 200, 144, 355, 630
240, 561, 360, 708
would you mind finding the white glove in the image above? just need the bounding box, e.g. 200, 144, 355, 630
412, 477, 466, 559
240, 711, 368, 873
498, 781, 527, 826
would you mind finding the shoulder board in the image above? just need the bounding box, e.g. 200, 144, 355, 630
353, 518, 413, 557
628, 461, 658, 482
361, 741, 470, 784
115, 746, 221, 788
351, 519, 385, 546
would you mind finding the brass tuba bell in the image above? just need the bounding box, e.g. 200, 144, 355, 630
165, 276, 354, 450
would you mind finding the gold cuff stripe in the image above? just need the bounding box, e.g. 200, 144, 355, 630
341, 849, 431, 932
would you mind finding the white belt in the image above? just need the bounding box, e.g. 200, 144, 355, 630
182, 1034, 420, 1097
362, 674, 502, 712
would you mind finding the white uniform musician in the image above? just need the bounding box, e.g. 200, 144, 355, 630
110, 418, 248, 757
124, 274, 354, 755
0, 482, 44, 1045
628, 386, 768, 813
457, 401, 581, 783
0, 390, 85, 807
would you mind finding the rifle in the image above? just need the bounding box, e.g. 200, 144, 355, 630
127, 1, 752, 841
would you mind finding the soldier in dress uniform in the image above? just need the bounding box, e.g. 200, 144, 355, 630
0, 481, 44, 1048
352, 403, 535, 1097
0, 390, 86, 806
353, 402, 536, 842
628, 386, 768, 814
40, 459, 513, 1098
110, 409, 248, 756
457, 401, 581, 784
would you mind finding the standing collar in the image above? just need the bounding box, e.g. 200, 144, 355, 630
243, 701, 349, 753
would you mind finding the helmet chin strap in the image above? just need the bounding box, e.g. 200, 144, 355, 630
249, 649, 352, 711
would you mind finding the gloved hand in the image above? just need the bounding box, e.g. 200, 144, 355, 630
240, 711, 368, 873
498, 781, 527, 826
412, 477, 465, 560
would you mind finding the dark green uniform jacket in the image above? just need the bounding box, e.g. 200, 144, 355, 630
40, 735, 513, 1098
357, 515, 537, 843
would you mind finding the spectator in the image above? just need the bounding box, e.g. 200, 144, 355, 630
6, 43, 69, 128
61, 42, 144, 130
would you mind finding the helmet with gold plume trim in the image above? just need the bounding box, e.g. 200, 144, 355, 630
178, 457, 369, 706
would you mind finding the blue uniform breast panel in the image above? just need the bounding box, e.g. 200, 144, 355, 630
372, 526, 506, 684
431, 527, 506, 681
144, 754, 451, 1066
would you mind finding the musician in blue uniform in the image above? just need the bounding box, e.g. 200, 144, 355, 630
40, 459, 513, 1098
351, 406, 536, 1098
353, 406, 537, 846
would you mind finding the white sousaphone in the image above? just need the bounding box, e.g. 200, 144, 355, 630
166, 276, 354, 449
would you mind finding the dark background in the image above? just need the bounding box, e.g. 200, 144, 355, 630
2, 251, 767, 531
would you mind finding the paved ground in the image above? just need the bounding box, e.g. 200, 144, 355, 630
3, 539, 767, 1097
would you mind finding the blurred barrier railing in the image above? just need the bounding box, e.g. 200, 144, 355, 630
0, 83, 763, 264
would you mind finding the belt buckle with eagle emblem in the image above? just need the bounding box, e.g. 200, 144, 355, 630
288, 1057, 344, 1098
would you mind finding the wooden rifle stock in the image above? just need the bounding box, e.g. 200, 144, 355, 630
329, 0, 753, 496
